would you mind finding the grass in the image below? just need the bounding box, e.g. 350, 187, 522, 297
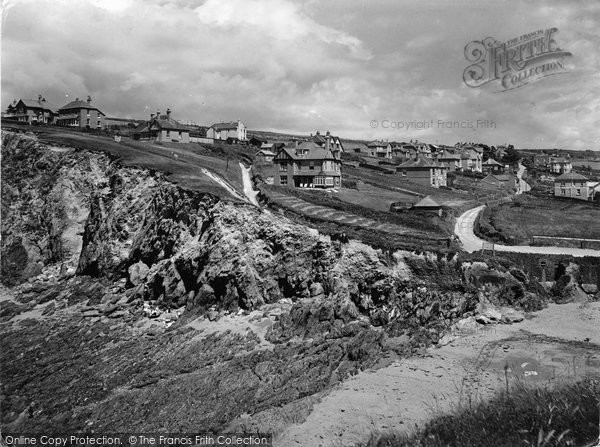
484, 194, 600, 241
3, 123, 246, 201
362, 377, 600, 447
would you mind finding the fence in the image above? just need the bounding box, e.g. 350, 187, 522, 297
531, 236, 600, 250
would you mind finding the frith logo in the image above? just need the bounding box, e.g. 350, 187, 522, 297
463, 28, 572, 91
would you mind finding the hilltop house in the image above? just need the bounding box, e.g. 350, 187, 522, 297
312, 131, 344, 157
273, 141, 341, 188
55, 96, 105, 129
4, 95, 58, 124
482, 158, 506, 175
436, 149, 461, 171
133, 109, 190, 143
549, 156, 572, 174
397, 154, 448, 187
532, 152, 550, 169
367, 141, 392, 159
255, 149, 276, 163
207, 120, 247, 142
390, 142, 416, 161
554, 172, 598, 201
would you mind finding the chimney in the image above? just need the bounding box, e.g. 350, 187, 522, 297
150, 113, 155, 120
75, 98, 79, 101
166, 108, 171, 119
38, 94, 43, 103
316, 130, 320, 135
156, 110, 160, 119
87, 95, 92, 104
326, 130, 330, 136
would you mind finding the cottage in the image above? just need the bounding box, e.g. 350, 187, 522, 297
554, 172, 597, 201
56, 96, 105, 129
367, 141, 392, 159
390, 142, 416, 161
397, 155, 448, 187
480, 174, 517, 191
459, 146, 483, 172
273, 141, 341, 188
4, 95, 58, 124
411, 195, 443, 217
548, 156, 572, 174
134, 109, 190, 143
248, 135, 267, 147
532, 152, 550, 169
207, 120, 247, 141
482, 158, 505, 174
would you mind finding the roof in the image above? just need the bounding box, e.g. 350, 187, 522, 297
550, 157, 570, 163
150, 116, 189, 131
483, 158, 503, 166
275, 141, 338, 161
555, 172, 588, 182
256, 149, 275, 156
211, 121, 241, 131
367, 140, 389, 148
60, 99, 104, 113
437, 150, 461, 160
398, 155, 445, 169
17, 98, 60, 112
412, 196, 441, 208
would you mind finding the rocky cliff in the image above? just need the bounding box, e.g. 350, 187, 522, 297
1, 130, 546, 435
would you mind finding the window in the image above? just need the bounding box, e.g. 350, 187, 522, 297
325, 177, 334, 186
560, 182, 565, 188
166, 130, 171, 138
86, 118, 90, 125
560, 188, 566, 195
280, 176, 287, 185
279, 163, 287, 172
309, 162, 315, 170
178, 131, 182, 139
576, 189, 581, 196
87, 110, 90, 117
401, 170, 407, 177
97, 120, 101, 127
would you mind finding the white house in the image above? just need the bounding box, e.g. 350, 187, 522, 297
206, 120, 247, 141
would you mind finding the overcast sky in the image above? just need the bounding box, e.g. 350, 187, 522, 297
2, 0, 599, 149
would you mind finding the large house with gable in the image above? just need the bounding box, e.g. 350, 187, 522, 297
273, 140, 341, 188
56, 96, 106, 129
312, 130, 344, 157
397, 154, 448, 187
554, 172, 599, 201
207, 120, 247, 142
4, 95, 59, 124
133, 108, 190, 143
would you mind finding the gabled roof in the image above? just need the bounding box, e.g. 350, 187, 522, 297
367, 140, 390, 148
437, 150, 461, 160
549, 157, 570, 163
60, 99, 104, 114
150, 116, 189, 131
554, 172, 588, 182
256, 149, 275, 156
17, 98, 60, 113
274, 141, 338, 161
398, 155, 445, 169
413, 196, 441, 208
211, 121, 241, 131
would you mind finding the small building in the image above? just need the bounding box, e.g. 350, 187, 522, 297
273, 141, 341, 188
397, 155, 448, 187
255, 149, 275, 163
367, 140, 392, 159
248, 135, 267, 147
549, 156, 572, 174
554, 172, 596, 201
56, 96, 105, 129
459, 146, 483, 172
4, 95, 58, 124
411, 195, 443, 216
134, 109, 190, 143
482, 158, 506, 174
207, 120, 247, 141
532, 152, 550, 168
346, 142, 369, 154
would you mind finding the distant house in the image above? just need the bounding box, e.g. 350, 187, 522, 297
133, 109, 190, 143
312, 131, 344, 156
397, 155, 448, 187
549, 156, 572, 174
346, 142, 369, 154
248, 135, 267, 147
273, 141, 341, 188
255, 149, 275, 163
390, 142, 416, 161
459, 146, 483, 172
482, 158, 505, 174
207, 120, 247, 142
436, 149, 461, 171
367, 141, 392, 159
480, 174, 517, 191
554, 172, 597, 201
4, 95, 58, 124
56, 96, 105, 129
532, 152, 550, 169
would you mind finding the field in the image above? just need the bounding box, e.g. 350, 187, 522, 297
482, 194, 600, 242
3, 124, 248, 201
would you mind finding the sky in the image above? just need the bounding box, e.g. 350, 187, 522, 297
1, 0, 599, 149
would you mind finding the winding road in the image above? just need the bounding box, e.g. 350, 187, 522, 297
454, 205, 600, 257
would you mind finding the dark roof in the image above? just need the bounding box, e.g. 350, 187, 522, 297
554, 172, 588, 182
150, 116, 189, 131
398, 155, 445, 169
211, 121, 240, 131
60, 100, 104, 114
275, 141, 338, 161
256, 149, 275, 156
483, 158, 503, 166
17, 98, 60, 112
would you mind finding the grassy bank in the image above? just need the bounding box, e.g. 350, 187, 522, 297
363, 377, 600, 447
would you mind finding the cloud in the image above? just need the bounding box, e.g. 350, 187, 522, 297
1, 0, 599, 149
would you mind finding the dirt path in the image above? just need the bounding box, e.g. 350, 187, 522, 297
455, 206, 600, 257
276, 301, 600, 447
239, 162, 260, 206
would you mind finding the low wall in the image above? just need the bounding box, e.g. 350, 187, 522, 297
532, 236, 600, 250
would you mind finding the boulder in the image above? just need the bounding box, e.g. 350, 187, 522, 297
500, 308, 524, 324
128, 261, 150, 286
582, 283, 598, 294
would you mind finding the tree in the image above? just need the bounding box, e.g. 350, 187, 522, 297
502, 145, 520, 165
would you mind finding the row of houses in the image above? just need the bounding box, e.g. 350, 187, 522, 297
532, 153, 573, 174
